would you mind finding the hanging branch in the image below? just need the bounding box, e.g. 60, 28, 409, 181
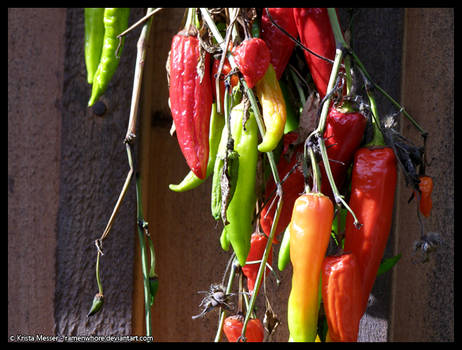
89, 9, 158, 333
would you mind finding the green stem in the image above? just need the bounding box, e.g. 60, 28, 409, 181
307, 10, 360, 226
184, 8, 195, 29
347, 38, 427, 137
308, 146, 321, 193
241, 193, 282, 340
214, 257, 239, 342
288, 66, 307, 107
95, 250, 103, 295
344, 53, 352, 97
328, 8, 426, 137
135, 173, 152, 337
327, 8, 348, 48
364, 85, 386, 147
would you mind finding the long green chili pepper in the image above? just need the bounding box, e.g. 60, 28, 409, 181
169, 103, 225, 192
277, 225, 290, 271
211, 85, 240, 221
222, 102, 258, 267
211, 132, 226, 221
84, 8, 105, 85
88, 8, 130, 106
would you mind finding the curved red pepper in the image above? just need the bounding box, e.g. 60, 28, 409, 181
259, 133, 305, 243
293, 8, 337, 99
261, 8, 298, 80
322, 253, 363, 342
233, 38, 271, 88
242, 232, 273, 294
169, 31, 213, 179
319, 106, 367, 202
343, 147, 397, 315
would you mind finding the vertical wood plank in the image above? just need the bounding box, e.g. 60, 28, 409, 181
8, 7, 67, 337
391, 8, 454, 342
54, 8, 145, 336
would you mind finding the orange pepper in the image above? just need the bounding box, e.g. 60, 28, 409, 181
417, 175, 433, 217
287, 193, 334, 342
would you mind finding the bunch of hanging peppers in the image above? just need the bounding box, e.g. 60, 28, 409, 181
80, 6, 432, 343
84, 8, 130, 107
161, 7, 430, 343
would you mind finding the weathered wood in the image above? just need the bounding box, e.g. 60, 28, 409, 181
54, 8, 145, 336
8, 7, 66, 337
391, 8, 454, 342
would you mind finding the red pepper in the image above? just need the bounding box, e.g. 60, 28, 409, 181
242, 232, 273, 294
343, 147, 397, 315
319, 105, 367, 202
260, 133, 305, 243
169, 30, 213, 179
416, 175, 433, 217
223, 314, 264, 342
212, 57, 239, 108
261, 8, 298, 80
322, 253, 363, 342
233, 38, 271, 88
293, 8, 338, 99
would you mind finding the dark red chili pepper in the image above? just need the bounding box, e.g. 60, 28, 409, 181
259, 133, 305, 243
242, 232, 273, 294
223, 314, 265, 342
322, 252, 363, 342
293, 8, 338, 99
343, 146, 397, 315
261, 8, 298, 80
319, 104, 367, 202
168, 28, 213, 179
233, 38, 271, 88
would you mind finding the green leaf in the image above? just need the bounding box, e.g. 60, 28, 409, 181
376, 254, 401, 276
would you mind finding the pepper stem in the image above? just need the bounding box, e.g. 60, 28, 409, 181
135, 173, 153, 337
308, 10, 360, 226
214, 256, 239, 342
364, 83, 386, 147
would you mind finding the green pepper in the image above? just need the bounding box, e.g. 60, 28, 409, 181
279, 79, 299, 134
210, 85, 241, 221
210, 127, 239, 222
222, 102, 258, 266
87, 293, 104, 317
84, 8, 105, 85
169, 103, 225, 192
88, 8, 130, 106
277, 225, 290, 271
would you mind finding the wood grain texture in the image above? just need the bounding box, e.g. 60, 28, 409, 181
8, 7, 67, 337
54, 8, 145, 336
391, 8, 454, 342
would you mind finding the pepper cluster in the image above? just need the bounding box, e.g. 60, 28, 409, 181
161, 7, 432, 343
84, 8, 130, 107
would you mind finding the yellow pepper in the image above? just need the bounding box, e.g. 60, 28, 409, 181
255, 64, 287, 153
